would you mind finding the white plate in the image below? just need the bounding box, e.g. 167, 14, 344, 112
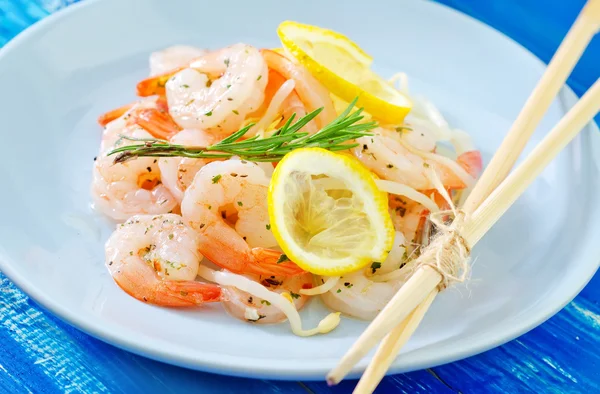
0, 0, 598, 380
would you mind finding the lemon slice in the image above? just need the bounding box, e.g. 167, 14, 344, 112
277, 21, 412, 124
268, 148, 394, 276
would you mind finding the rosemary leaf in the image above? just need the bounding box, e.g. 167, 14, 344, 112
107, 97, 377, 163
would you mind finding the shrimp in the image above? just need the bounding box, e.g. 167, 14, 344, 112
261, 49, 336, 129
105, 214, 221, 306
181, 159, 304, 277
92, 107, 178, 220
397, 121, 439, 152
248, 68, 317, 136
158, 129, 216, 202
320, 199, 429, 319
149, 45, 206, 76
389, 197, 429, 248
98, 99, 156, 150
353, 127, 482, 190
139, 44, 268, 136
98, 97, 181, 140
221, 272, 313, 323
320, 270, 403, 320
98, 103, 134, 127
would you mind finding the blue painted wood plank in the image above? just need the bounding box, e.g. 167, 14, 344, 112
0, 274, 309, 394
430, 272, 600, 393
304, 370, 455, 394
437, 0, 600, 126
437, 0, 600, 97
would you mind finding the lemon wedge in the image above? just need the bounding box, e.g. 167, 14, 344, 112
268, 148, 394, 276
277, 21, 412, 124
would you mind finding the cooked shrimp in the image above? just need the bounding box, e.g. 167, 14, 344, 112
98, 103, 134, 127
199, 266, 339, 336
221, 272, 313, 323
99, 99, 154, 151
149, 45, 206, 76
320, 235, 415, 320
93, 111, 178, 220
320, 197, 429, 320
181, 159, 304, 276
98, 97, 181, 139
397, 122, 439, 152
389, 197, 428, 247
105, 214, 221, 306
139, 44, 268, 136
261, 49, 336, 129
320, 270, 403, 320
353, 127, 482, 190
248, 68, 317, 136
158, 129, 216, 202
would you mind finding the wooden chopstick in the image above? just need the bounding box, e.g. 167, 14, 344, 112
351, 3, 600, 392
328, 1, 600, 389
465, 78, 600, 245
352, 289, 438, 394
462, 0, 600, 214
348, 76, 600, 393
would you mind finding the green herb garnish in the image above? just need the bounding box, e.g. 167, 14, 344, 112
108, 98, 376, 164
276, 254, 290, 264
370, 262, 382, 274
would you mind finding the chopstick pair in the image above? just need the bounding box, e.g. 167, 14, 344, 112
328, 1, 600, 392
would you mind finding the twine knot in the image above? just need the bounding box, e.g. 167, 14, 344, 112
416, 169, 472, 291
418, 209, 471, 290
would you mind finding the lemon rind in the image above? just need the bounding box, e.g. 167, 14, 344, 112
268, 148, 394, 276
277, 21, 412, 124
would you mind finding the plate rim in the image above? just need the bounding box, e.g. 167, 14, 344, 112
0, 0, 599, 380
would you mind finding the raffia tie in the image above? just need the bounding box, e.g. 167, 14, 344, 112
416, 171, 472, 291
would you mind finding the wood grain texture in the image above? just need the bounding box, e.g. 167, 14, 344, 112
432, 272, 600, 394
0, 1, 599, 393
0, 274, 309, 394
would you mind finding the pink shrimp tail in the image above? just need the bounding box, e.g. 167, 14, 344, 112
137, 68, 185, 97
247, 248, 306, 277
457, 150, 483, 179
98, 103, 134, 126
129, 107, 182, 140
260, 49, 337, 128
159, 281, 222, 306
112, 263, 222, 307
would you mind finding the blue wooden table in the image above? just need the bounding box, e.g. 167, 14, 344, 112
1, 1, 598, 392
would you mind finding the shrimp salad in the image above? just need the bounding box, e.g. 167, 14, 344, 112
92, 24, 482, 336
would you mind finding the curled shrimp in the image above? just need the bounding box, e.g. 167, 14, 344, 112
98, 103, 134, 127
98, 96, 181, 140
248, 68, 317, 136
158, 129, 216, 202
92, 104, 178, 220
321, 270, 403, 320
149, 45, 206, 76
353, 127, 482, 190
181, 159, 304, 277
221, 272, 313, 324
389, 196, 429, 248
139, 44, 268, 136
261, 49, 336, 129
105, 214, 221, 306
321, 202, 425, 319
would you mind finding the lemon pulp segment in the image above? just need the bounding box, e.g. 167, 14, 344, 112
268, 148, 394, 276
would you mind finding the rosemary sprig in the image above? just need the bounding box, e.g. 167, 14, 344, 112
108, 98, 377, 163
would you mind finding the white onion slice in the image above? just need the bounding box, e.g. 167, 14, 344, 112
375, 180, 439, 213
397, 138, 475, 188
300, 276, 340, 295
197, 266, 340, 337
253, 79, 295, 135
